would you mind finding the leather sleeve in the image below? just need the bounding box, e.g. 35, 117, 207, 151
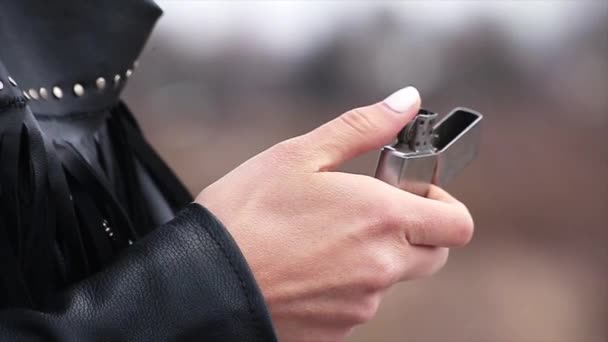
0, 204, 277, 342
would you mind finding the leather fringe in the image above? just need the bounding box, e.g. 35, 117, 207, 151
0, 101, 192, 309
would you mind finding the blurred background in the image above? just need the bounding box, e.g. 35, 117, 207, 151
123, 1, 608, 341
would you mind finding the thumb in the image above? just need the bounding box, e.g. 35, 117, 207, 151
301, 86, 421, 171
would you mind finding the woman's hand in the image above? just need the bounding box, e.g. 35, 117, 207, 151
196, 86, 474, 342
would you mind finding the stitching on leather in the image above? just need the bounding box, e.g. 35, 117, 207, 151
0, 97, 29, 113
196, 206, 262, 341
33, 107, 114, 122
0, 97, 117, 123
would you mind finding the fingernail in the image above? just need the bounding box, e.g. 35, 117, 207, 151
383, 86, 420, 113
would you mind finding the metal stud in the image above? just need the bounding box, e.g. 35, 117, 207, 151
5, 60, 139, 101
0, 80, 3, 91
39, 87, 49, 100
29, 89, 39, 100
96, 77, 106, 91
73, 83, 85, 97
52, 86, 63, 99
113, 74, 121, 87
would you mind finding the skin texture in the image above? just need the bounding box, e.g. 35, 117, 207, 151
196, 87, 474, 342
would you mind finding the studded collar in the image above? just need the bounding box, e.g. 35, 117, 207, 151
0, 0, 162, 117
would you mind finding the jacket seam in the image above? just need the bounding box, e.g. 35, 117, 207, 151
197, 208, 261, 341
33, 108, 113, 122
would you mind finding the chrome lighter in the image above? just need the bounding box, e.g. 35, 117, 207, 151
375, 107, 483, 196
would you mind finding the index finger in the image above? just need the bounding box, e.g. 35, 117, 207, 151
389, 184, 475, 247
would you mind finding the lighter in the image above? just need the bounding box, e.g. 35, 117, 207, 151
375, 107, 483, 196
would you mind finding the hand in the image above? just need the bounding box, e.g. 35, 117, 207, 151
196, 86, 474, 342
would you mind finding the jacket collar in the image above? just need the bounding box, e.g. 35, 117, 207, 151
0, 0, 162, 116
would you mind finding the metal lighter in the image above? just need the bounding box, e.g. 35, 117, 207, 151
375, 107, 483, 196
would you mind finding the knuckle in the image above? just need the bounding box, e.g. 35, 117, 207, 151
398, 211, 426, 246
381, 198, 404, 229
363, 200, 386, 224
358, 195, 396, 235
368, 195, 403, 234
339, 108, 377, 136
364, 253, 398, 291
365, 202, 392, 234
350, 296, 382, 325
407, 222, 427, 246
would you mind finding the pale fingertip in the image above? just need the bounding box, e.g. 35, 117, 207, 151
382, 86, 421, 114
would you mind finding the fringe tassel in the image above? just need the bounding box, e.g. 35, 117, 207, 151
0, 100, 192, 309
0, 99, 54, 307
111, 103, 192, 213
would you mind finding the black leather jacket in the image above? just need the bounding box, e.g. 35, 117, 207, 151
0, 0, 277, 340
